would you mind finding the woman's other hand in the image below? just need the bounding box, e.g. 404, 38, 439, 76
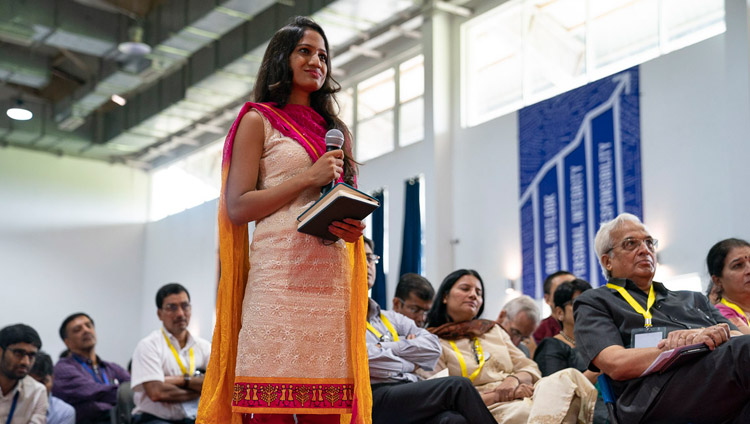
329, 218, 365, 243
305, 149, 344, 187
514, 383, 534, 399
493, 378, 520, 403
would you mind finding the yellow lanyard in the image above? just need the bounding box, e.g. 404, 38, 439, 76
161, 329, 194, 376
367, 313, 400, 342
721, 298, 749, 323
449, 338, 485, 382
607, 283, 656, 327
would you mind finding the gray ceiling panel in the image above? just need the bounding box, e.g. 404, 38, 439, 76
0, 0, 422, 168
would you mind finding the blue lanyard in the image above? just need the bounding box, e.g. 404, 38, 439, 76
5, 391, 19, 424
73, 356, 110, 385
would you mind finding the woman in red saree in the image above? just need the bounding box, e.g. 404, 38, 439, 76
197, 16, 371, 424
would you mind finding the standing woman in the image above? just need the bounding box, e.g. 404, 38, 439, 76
198, 17, 371, 424
707, 238, 750, 334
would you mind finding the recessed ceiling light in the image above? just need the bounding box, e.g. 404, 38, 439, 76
6, 99, 32, 121
111, 94, 127, 106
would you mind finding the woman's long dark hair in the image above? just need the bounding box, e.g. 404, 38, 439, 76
253, 16, 357, 184
426, 269, 485, 328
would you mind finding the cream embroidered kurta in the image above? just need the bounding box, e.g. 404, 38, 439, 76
232, 110, 353, 414
433, 326, 596, 424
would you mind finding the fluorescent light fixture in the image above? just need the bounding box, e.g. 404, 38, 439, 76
6, 99, 32, 121
111, 94, 127, 106
118, 41, 151, 56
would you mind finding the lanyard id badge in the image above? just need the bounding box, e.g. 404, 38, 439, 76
607, 283, 656, 327
631, 326, 667, 348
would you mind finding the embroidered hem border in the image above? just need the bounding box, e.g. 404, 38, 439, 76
232, 379, 354, 413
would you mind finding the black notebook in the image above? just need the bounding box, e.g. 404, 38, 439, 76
297, 183, 380, 241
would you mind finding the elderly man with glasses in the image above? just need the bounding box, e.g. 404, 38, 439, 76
574, 213, 750, 424
130, 283, 210, 424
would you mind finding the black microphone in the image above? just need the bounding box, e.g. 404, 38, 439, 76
321, 129, 345, 195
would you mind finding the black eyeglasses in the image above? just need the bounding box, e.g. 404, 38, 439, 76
163, 302, 191, 313
609, 237, 658, 253
395, 298, 429, 316
8, 348, 37, 361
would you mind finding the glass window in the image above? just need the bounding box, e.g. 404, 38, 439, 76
524, 0, 586, 102
462, 2, 523, 127
400, 97, 423, 147
399, 55, 424, 147
461, 0, 725, 128
588, 0, 659, 72
337, 87, 355, 130
357, 68, 395, 121
357, 112, 394, 162
661, 0, 725, 53
400, 55, 424, 103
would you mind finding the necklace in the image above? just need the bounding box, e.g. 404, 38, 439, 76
560, 331, 576, 346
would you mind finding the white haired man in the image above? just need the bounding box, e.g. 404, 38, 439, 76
497, 295, 541, 358
574, 213, 749, 423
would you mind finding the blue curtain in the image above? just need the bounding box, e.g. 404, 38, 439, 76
371, 190, 388, 309
399, 177, 422, 276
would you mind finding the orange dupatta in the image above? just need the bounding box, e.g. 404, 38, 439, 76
197, 103, 372, 424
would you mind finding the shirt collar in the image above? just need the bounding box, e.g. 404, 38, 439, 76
162, 327, 195, 349
607, 277, 669, 298
367, 298, 381, 321
70, 352, 104, 367
0, 377, 22, 399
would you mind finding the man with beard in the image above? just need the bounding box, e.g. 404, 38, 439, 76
130, 283, 210, 424
0, 324, 48, 424
53, 313, 130, 423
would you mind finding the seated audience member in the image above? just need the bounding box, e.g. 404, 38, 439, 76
131, 283, 210, 424
392, 273, 435, 328
706, 238, 750, 334
496, 295, 540, 357
533, 280, 608, 424
364, 239, 496, 424
533, 271, 574, 344
426, 270, 596, 423
534, 280, 595, 379
53, 312, 130, 424
29, 351, 75, 424
0, 324, 48, 424
574, 213, 749, 424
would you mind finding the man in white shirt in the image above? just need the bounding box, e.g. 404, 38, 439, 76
131, 284, 211, 424
0, 324, 48, 424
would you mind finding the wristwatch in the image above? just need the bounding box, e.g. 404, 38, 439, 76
183, 374, 191, 388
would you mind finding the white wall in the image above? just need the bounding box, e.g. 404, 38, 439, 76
0, 147, 149, 366
139, 199, 219, 346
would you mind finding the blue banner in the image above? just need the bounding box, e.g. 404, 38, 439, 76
518, 67, 642, 295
